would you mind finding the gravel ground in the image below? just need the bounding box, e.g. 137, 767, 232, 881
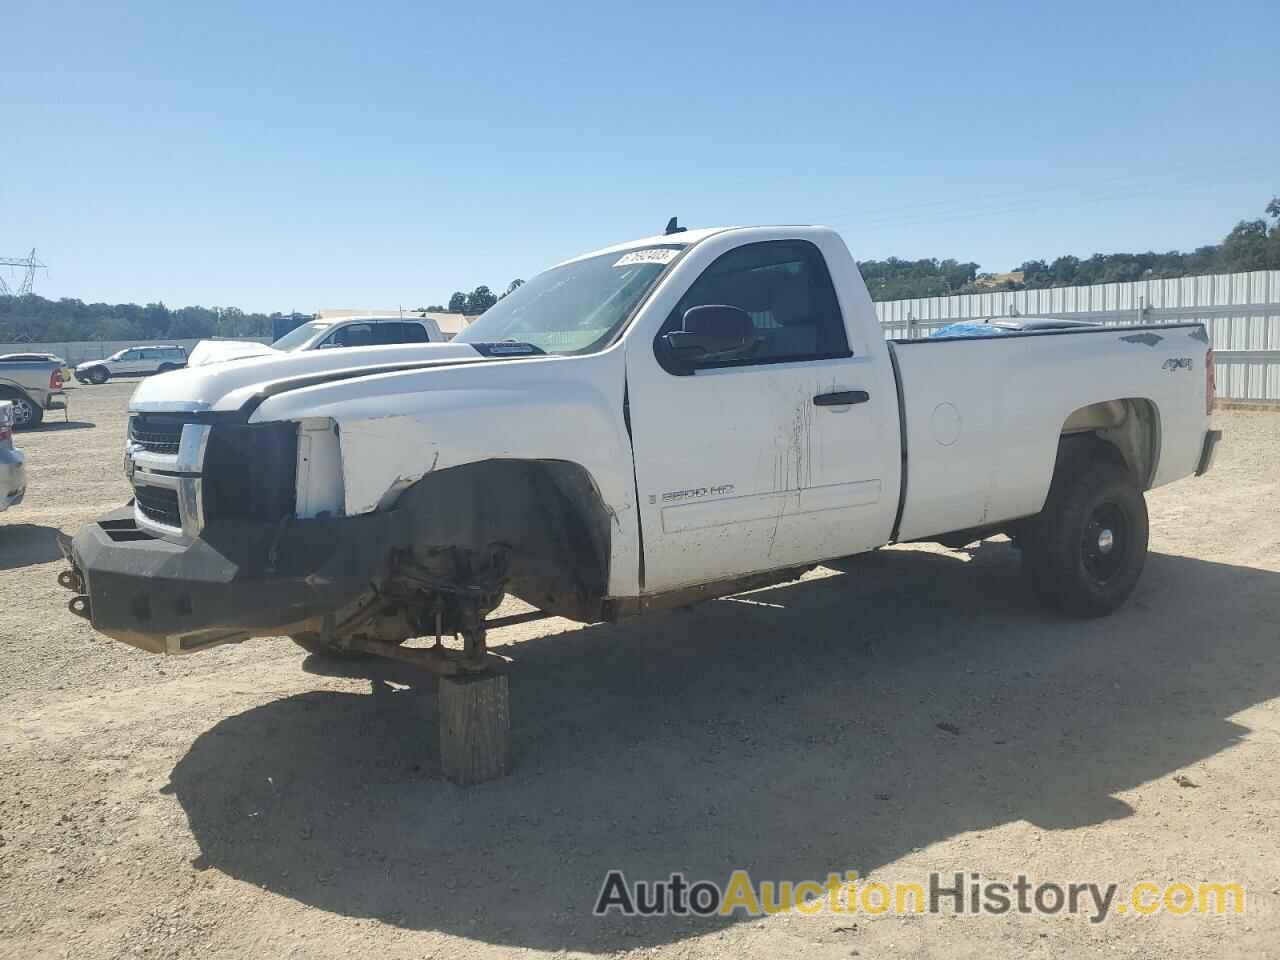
1, 381, 1277, 959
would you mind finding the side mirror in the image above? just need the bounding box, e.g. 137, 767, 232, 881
659, 305, 754, 374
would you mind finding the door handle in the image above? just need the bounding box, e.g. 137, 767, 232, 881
813, 390, 869, 406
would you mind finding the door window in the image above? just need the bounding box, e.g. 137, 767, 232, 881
323, 324, 376, 348
367, 322, 429, 344
384, 322, 429, 343
661, 240, 850, 370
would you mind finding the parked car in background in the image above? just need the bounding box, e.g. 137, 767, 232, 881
75, 345, 188, 384
0, 352, 74, 385
186, 316, 445, 367
0, 355, 67, 428
0, 401, 26, 513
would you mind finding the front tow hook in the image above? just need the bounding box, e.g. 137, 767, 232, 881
55, 532, 91, 620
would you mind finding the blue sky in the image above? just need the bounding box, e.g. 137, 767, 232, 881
3, 0, 1277, 312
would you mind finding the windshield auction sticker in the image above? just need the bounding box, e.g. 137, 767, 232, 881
614, 248, 680, 267
593, 870, 1245, 924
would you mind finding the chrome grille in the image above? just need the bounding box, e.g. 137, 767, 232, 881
129, 415, 188, 455
134, 485, 181, 528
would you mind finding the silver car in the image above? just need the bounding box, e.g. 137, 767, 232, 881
0, 401, 27, 513
75, 345, 188, 384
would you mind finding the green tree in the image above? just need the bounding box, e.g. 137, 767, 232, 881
464, 285, 497, 314
447, 291, 467, 313
169, 307, 214, 339
140, 302, 171, 338
1216, 219, 1273, 272
0, 292, 274, 342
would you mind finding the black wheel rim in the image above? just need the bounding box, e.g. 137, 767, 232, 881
1082, 502, 1126, 584
12, 398, 34, 426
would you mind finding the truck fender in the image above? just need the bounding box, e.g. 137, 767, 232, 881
389, 458, 613, 623
1057, 397, 1160, 489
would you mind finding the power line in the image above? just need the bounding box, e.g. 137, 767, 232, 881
0, 249, 48, 297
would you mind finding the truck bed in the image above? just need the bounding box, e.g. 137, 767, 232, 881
889, 323, 1210, 542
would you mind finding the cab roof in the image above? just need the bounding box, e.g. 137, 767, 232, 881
551, 227, 733, 269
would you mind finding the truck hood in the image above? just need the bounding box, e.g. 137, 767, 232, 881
130, 341, 487, 413
187, 339, 280, 367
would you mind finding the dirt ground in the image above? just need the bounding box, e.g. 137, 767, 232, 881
1, 380, 1277, 959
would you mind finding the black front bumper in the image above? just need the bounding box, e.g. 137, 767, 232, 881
68, 507, 401, 654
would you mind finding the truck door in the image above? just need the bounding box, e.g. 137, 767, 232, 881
625, 237, 900, 594
116, 349, 147, 375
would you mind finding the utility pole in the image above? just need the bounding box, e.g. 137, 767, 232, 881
0, 249, 47, 296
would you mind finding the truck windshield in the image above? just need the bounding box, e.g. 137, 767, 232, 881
456, 247, 680, 355
272, 322, 330, 351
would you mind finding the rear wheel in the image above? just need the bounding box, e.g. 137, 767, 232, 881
2, 392, 43, 429
157, 363, 178, 373
1021, 458, 1148, 617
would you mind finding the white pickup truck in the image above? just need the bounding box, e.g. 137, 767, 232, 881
61, 225, 1220, 665
185, 315, 446, 367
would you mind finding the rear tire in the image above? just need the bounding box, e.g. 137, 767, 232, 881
2, 392, 43, 429
1020, 459, 1148, 618
157, 363, 177, 373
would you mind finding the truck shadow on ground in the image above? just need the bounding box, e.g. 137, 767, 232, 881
167, 543, 1280, 952
0, 523, 64, 570
23, 419, 95, 432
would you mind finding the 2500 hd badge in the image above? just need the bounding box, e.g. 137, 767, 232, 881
655, 484, 736, 505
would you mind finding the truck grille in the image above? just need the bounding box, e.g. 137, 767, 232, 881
202, 422, 297, 522
134, 485, 181, 528
129, 415, 189, 455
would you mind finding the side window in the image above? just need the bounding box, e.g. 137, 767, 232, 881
663, 239, 849, 369
139, 349, 158, 360
326, 323, 376, 348
122, 350, 141, 361
368, 322, 422, 345
397, 322, 429, 343
355, 322, 428, 345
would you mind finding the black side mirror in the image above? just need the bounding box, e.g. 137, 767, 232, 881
659, 305, 754, 374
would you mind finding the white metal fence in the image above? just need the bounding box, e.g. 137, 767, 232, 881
876, 269, 1280, 402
